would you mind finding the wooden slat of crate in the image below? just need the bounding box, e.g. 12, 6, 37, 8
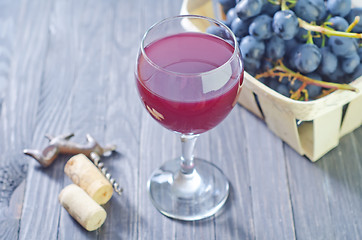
256, 92, 305, 156
340, 94, 362, 137
238, 85, 263, 119
313, 107, 343, 159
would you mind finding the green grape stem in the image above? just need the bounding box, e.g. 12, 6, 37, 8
255, 60, 358, 95
268, 0, 280, 5
306, 30, 314, 44
293, 86, 309, 101
298, 18, 362, 39
281, 0, 288, 10
346, 16, 360, 33
279, 0, 296, 10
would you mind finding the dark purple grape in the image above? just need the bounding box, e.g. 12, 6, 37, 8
328, 16, 349, 31
327, 0, 351, 17
269, 76, 289, 87
235, 0, 263, 20
239, 35, 265, 74
350, 64, 362, 81
312, 34, 326, 48
272, 10, 299, 40
289, 79, 303, 91
257, 76, 270, 85
279, 76, 290, 85
326, 64, 345, 83
249, 14, 273, 40
231, 17, 250, 38
306, 72, 322, 81
292, 44, 321, 74
285, 38, 299, 52
343, 75, 354, 84
243, 57, 261, 74
290, 76, 323, 100
267, 78, 290, 97
239, 35, 265, 60
218, 0, 237, 14
261, 0, 280, 16
276, 84, 291, 97
346, 8, 362, 32
265, 35, 285, 60
295, 27, 308, 43
316, 8, 329, 24
295, 0, 326, 23
206, 26, 229, 39
223, 0, 361, 100
318, 47, 338, 76
267, 77, 279, 89
328, 36, 358, 57
225, 8, 237, 26
341, 53, 360, 74
305, 84, 322, 100
260, 59, 273, 72
305, 73, 323, 99
284, 39, 300, 69
358, 48, 362, 62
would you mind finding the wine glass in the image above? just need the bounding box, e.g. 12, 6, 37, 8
135, 15, 243, 221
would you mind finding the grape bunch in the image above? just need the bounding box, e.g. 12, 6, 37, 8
212, 0, 362, 100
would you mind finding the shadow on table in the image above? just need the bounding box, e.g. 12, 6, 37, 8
175, 183, 253, 239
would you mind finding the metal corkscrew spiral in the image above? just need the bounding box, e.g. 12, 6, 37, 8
90, 152, 123, 196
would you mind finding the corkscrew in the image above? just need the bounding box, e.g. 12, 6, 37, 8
90, 152, 123, 196
24, 133, 123, 196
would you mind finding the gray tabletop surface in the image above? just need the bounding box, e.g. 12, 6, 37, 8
0, 0, 361, 239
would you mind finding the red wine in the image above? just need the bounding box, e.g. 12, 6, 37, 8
136, 32, 243, 134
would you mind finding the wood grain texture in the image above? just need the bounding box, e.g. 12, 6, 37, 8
212, 108, 255, 240
285, 128, 362, 240
0, 0, 361, 240
241, 108, 296, 240
0, 0, 55, 239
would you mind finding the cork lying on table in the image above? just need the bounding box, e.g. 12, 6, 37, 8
64, 153, 114, 205
59, 184, 107, 231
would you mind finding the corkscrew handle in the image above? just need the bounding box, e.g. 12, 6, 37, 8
90, 152, 123, 196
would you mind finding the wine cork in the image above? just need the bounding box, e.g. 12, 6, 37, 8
59, 184, 107, 231
65, 153, 113, 205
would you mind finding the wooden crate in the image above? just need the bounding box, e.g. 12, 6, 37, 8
181, 0, 362, 161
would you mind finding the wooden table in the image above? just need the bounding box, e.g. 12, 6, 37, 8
0, 0, 361, 239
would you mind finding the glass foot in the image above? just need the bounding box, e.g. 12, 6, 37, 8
147, 158, 229, 221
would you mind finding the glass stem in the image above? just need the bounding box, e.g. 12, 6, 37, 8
180, 134, 199, 175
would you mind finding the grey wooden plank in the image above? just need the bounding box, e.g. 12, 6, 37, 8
317, 128, 362, 239
138, 116, 178, 240
0, 1, 27, 239
1, 0, 361, 239
0, 153, 27, 240
285, 147, 335, 240
211, 107, 255, 240
44, 0, 114, 239
95, 0, 146, 238
350, 127, 362, 237
240, 107, 295, 240
0, 0, 55, 239
285, 126, 362, 240
16, 0, 77, 238
0, 0, 20, 107
0, 0, 52, 151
